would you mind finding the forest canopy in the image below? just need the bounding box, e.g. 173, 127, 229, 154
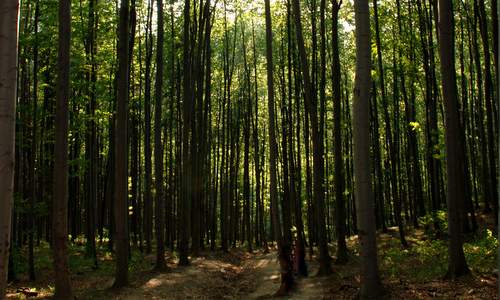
0, 0, 499, 299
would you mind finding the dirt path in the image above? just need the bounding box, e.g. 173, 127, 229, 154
75, 250, 331, 299
244, 251, 330, 299
75, 251, 255, 299
7, 244, 496, 299
244, 252, 280, 299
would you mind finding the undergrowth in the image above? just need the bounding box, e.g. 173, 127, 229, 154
380, 228, 497, 281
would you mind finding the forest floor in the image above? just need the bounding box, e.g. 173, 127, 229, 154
5, 218, 498, 299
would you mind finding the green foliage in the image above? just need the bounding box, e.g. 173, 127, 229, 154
11, 239, 157, 290
380, 229, 498, 281
409, 121, 421, 132
380, 238, 448, 281
418, 210, 448, 235
463, 229, 498, 273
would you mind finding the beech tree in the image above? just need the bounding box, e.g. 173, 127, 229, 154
1, 0, 498, 298
332, 0, 348, 264
264, 0, 293, 294
353, 0, 383, 297
0, 0, 19, 297
113, 0, 130, 287
291, 0, 332, 276
154, 0, 167, 271
52, 0, 73, 298
438, 0, 470, 279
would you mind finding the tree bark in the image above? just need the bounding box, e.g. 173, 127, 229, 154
29, 0, 40, 281
437, 0, 470, 279
291, 0, 332, 276
332, 0, 348, 264
179, 0, 192, 266
0, 0, 19, 297
264, 0, 294, 294
372, 0, 407, 248
53, 0, 73, 297
143, 0, 153, 254
353, 0, 383, 297
113, 0, 130, 287
154, 0, 167, 271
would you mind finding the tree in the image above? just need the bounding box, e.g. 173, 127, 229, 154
84, 0, 99, 268
497, 1, 500, 296
0, 0, 19, 297
264, 0, 293, 294
52, 0, 73, 298
353, 0, 383, 297
113, 0, 130, 287
372, 0, 407, 247
143, 0, 154, 254
474, 0, 498, 222
291, 0, 332, 276
331, 0, 348, 264
154, 0, 167, 271
28, 1, 40, 281
179, 0, 192, 266
437, 0, 470, 279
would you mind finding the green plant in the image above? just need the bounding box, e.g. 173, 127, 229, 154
463, 229, 498, 273
418, 210, 448, 235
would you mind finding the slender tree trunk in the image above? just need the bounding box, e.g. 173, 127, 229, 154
332, 0, 348, 264
264, 0, 294, 294
154, 0, 167, 271
179, 0, 192, 266
438, 0, 470, 279
496, 1, 500, 296
85, 0, 98, 268
52, 0, 73, 297
242, 23, 252, 251
29, 0, 40, 281
372, 0, 407, 248
251, 22, 262, 248
128, 0, 139, 249
113, 0, 130, 287
291, 0, 332, 276
353, 0, 383, 297
285, 0, 307, 276
416, 0, 442, 230
471, 5, 493, 214
476, 0, 498, 222
143, 0, 153, 254
0, 0, 19, 297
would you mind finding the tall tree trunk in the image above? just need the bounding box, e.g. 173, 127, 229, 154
437, 0, 470, 279
179, 0, 192, 266
242, 22, 252, 252
143, 0, 153, 254
128, 0, 139, 249
285, 0, 307, 276
353, 0, 383, 297
416, 0, 442, 230
113, 0, 130, 287
372, 0, 407, 248
29, 0, 40, 281
251, 22, 262, 248
400, 0, 425, 223
154, 0, 167, 271
0, 0, 19, 297
496, 4, 500, 297
264, 0, 294, 294
476, 0, 498, 222
85, 0, 98, 268
471, 4, 493, 214
53, 0, 73, 297
291, 0, 332, 276
331, 0, 348, 264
